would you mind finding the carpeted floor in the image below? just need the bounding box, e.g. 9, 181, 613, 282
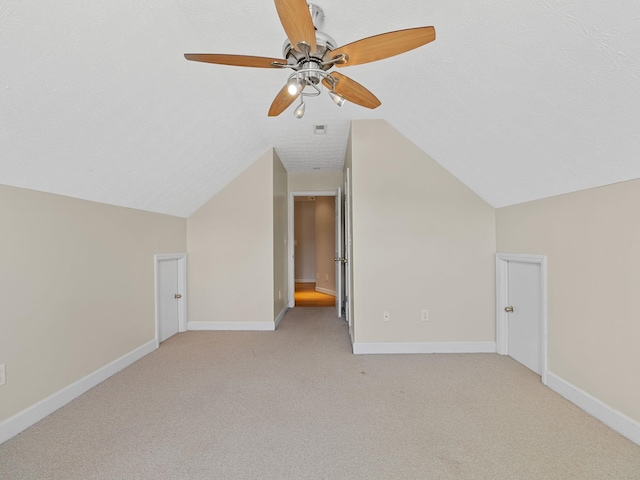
1, 307, 639, 479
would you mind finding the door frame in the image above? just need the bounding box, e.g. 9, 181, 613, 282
154, 253, 187, 344
496, 253, 548, 384
344, 168, 353, 340
335, 186, 343, 317
288, 191, 337, 308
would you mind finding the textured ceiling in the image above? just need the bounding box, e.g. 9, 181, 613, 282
2, 1, 640, 217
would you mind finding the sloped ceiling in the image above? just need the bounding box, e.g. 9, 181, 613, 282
2, 1, 639, 217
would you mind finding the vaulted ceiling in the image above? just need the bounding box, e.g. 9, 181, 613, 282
2, 1, 639, 217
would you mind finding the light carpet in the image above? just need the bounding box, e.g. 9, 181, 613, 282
1, 307, 639, 479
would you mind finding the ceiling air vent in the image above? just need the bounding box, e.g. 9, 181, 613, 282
313, 125, 327, 135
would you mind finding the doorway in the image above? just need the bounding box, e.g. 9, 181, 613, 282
496, 253, 548, 383
154, 253, 187, 343
288, 191, 341, 311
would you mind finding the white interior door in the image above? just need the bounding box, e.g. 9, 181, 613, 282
344, 168, 352, 334
158, 258, 180, 342
507, 261, 542, 374
335, 187, 344, 317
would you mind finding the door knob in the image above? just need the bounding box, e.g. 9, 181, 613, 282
504, 306, 514, 313
174, 294, 182, 299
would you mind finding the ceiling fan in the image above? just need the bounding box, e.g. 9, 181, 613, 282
184, 0, 436, 118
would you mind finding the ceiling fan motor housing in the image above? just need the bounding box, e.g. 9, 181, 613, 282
281, 4, 337, 84
282, 31, 337, 65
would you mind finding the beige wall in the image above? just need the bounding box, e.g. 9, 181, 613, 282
272, 151, 289, 318
349, 120, 496, 343
314, 196, 336, 294
288, 172, 343, 193
496, 179, 640, 423
294, 200, 316, 281
187, 149, 274, 326
0, 185, 186, 423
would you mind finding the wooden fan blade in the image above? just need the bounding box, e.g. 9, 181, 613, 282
274, 0, 317, 53
268, 83, 305, 117
322, 73, 381, 109
184, 54, 288, 68
330, 26, 435, 67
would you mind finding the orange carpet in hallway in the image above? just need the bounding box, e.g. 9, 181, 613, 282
294, 282, 335, 307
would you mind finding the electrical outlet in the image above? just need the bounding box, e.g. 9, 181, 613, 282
383, 311, 390, 322
278, 290, 281, 300
324, 273, 329, 281
316, 273, 320, 280
421, 309, 429, 322
0, 364, 5, 386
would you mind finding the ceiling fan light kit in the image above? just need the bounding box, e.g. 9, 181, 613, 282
294, 100, 306, 119
328, 90, 346, 107
184, 1, 436, 118
287, 78, 302, 95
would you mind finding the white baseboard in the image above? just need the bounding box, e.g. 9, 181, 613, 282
188, 321, 275, 331
0, 339, 157, 446
315, 286, 336, 296
352, 341, 496, 355
274, 306, 289, 329
295, 278, 316, 283
546, 372, 640, 447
